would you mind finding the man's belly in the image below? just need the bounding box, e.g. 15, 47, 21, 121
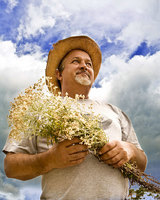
40, 154, 128, 200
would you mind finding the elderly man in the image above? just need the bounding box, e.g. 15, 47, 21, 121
3, 36, 147, 200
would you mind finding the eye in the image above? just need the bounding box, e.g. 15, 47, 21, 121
72, 60, 79, 64
86, 62, 93, 68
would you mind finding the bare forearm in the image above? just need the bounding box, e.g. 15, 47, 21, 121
130, 144, 147, 172
4, 138, 88, 181
4, 151, 53, 181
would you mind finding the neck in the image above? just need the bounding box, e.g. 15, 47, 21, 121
61, 85, 91, 99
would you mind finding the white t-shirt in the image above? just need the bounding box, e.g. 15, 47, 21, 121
3, 100, 142, 200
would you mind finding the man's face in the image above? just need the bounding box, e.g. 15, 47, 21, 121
57, 49, 94, 89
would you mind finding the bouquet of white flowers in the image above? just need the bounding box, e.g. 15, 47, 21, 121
8, 77, 160, 199
8, 77, 108, 154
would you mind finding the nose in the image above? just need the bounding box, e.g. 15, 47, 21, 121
80, 61, 87, 71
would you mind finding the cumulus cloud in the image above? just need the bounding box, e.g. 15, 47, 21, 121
0, 40, 46, 91
0, 39, 46, 142
16, 0, 160, 55
0, 170, 41, 200
20, 186, 41, 200
0, 39, 43, 199
17, 0, 70, 40
115, 0, 160, 48
3, 0, 18, 12
0, 171, 24, 200
90, 52, 160, 162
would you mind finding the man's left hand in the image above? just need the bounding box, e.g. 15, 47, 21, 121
99, 140, 134, 168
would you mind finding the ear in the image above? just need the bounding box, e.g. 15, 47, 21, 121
55, 69, 63, 81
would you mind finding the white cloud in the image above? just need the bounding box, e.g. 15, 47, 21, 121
15, 0, 160, 55
20, 186, 41, 200
0, 172, 41, 200
0, 40, 46, 91
117, 19, 160, 50
3, 0, 18, 12
90, 52, 160, 160
91, 51, 160, 102
0, 171, 24, 200
17, 0, 70, 40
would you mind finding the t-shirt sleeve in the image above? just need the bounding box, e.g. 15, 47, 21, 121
108, 103, 142, 150
2, 134, 37, 155
118, 109, 142, 150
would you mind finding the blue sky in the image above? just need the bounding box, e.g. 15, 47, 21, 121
0, 0, 160, 199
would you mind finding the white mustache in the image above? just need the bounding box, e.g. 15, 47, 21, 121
76, 71, 90, 78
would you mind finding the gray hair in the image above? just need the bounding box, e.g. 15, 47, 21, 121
57, 59, 65, 90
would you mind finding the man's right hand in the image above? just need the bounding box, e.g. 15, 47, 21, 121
48, 137, 88, 169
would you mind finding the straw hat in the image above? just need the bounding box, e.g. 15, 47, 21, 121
45, 35, 102, 93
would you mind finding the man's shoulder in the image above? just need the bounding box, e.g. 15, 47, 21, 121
89, 99, 123, 117
91, 99, 121, 113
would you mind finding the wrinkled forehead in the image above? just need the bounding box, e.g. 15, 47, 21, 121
61, 49, 92, 63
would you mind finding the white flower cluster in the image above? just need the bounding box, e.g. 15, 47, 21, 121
8, 77, 108, 154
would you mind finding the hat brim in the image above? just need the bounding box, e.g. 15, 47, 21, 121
45, 35, 102, 93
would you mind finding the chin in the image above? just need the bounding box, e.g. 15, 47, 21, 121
75, 76, 91, 86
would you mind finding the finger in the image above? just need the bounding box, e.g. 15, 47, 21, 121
99, 141, 117, 155
112, 159, 125, 168
103, 153, 121, 165
68, 144, 88, 154
64, 137, 81, 147
100, 150, 119, 161
69, 151, 88, 161
69, 157, 84, 166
